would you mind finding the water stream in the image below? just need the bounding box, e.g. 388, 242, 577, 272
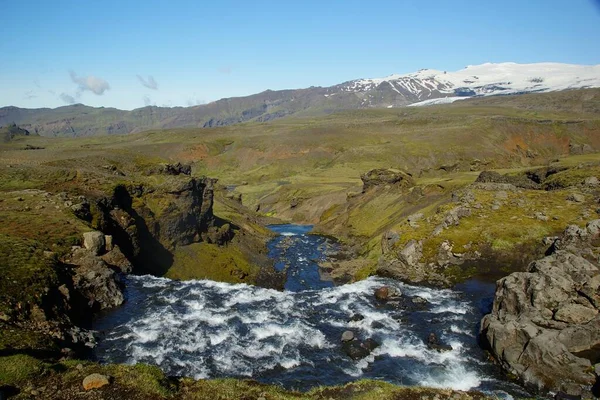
93, 225, 530, 397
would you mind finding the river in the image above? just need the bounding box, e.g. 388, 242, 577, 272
93, 224, 530, 397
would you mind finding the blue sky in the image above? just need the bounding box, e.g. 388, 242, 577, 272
2, 0, 599, 110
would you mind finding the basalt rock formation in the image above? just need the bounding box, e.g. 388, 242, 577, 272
480, 222, 600, 396
360, 169, 415, 193
88, 175, 231, 275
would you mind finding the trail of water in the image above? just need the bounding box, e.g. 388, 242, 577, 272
93, 225, 529, 397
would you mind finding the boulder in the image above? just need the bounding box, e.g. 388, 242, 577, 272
82, 373, 110, 390
398, 240, 422, 266
341, 338, 379, 360
412, 296, 428, 304
586, 220, 600, 236
83, 231, 106, 256
71, 202, 92, 221
380, 230, 400, 254
341, 331, 354, 342
70, 249, 124, 310
426, 332, 452, 352
584, 176, 599, 187
374, 286, 400, 301
374, 286, 391, 301
567, 193, 585, 203
100, 245, 133, 273
407, 212, 424, 227
349, 314, 364, 322
480, 246, 600, 394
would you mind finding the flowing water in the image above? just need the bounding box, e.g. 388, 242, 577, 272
93, 225, 529, 397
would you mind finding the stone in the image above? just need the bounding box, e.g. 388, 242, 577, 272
495, 191, 508, 200
426, 332, 452, 352
584, 176, 599, 186
341, 338, 379, 360
412, 296, 428, 304
594, 363, 600, 376
341, 331, 354, 342
371, 321, 385, 329
83, 231, 106, 256
70, 250, 124, 310
82, 373, 110, 390
399, 240, 422, 267
480, 246, 600, 394
342, 341, 370, 360
381, 230, 400, 254
586, 220, 600, 236
554, 304, 598, 325
100, 245, 133, 273
407, 212, 424, 227
566, 193, 585, 203
349, 314, 364, 322
534, 212, 549, 221
104, 235, 113, 251
374, 286, 400, 301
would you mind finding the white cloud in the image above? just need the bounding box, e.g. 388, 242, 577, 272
69, 71, 110, 95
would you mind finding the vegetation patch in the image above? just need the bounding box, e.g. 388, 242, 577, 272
168, 242, 260, 283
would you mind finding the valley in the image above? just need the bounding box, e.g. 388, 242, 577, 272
1, 89, 600, 398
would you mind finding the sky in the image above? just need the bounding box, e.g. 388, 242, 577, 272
1, 0, 600, 110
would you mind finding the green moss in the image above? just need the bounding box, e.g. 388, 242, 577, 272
544, 164, 600, 189
353, 263, 377, 281
167, 242, 260, 283
103, 363, 173, 397
0, 234, 59, 318
0, 327, 59, 353
0, 354, 46, 386
320, 203, 341, 223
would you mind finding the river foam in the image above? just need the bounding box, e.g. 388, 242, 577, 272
94, 275, 527, 396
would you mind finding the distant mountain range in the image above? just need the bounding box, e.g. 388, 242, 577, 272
2, 62, 599, 137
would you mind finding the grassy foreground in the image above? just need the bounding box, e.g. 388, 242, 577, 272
0, 354, 488, 399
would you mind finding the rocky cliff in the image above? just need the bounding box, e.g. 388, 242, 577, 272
480, 222, 600, 397
0, 163, 277, 361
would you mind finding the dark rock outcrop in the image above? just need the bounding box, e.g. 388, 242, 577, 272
480, 222, 600, 396
151, 162, 192, 176
475, 170, 540, 190
68, 244, 124, 311
90, 176, 220, 275
361, 169, 415, 193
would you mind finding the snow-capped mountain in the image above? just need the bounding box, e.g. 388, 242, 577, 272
2, 62, 599, 137
333, 62, 600, 107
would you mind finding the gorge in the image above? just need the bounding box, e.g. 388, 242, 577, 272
93, 225, 529, 397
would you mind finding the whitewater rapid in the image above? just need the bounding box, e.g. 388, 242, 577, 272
93, 225, 529, 397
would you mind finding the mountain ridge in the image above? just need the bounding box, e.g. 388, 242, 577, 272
1, 62, 599, 137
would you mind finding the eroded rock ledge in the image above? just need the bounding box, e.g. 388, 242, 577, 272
480, 222, 600, 396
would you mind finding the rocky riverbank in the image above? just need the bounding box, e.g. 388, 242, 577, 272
481, 221, 600, 397
0, 162, 282, 385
